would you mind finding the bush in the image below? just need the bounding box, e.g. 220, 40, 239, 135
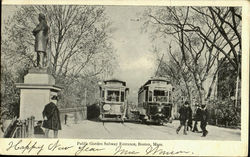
208, 99, 241, 127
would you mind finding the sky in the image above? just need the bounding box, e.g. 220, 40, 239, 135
105, 6, 156, 102
2, 5, 157, 103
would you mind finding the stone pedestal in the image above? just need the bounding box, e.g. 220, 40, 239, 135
16, 68, 62, 120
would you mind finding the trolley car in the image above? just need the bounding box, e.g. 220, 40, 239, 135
98, 79, 129, 122
138, 77, 173, 125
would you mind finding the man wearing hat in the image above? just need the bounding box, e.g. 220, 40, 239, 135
42, 95, 61, 138
200, 103, 209, 137
176, 101, 192, 135
192, 103, 202, 132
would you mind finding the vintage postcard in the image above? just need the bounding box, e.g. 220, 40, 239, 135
0, 0, 249, 156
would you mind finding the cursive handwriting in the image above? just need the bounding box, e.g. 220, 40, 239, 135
113, 145, 139, 155
6, 140, 44, 155
75, 143, 105, 155
48, 140, 74, 151
145, 145, 192, 155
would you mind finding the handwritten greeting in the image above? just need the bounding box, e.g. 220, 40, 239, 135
5, 140, 194, 156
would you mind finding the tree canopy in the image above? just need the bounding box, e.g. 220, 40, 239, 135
1, 5, 117, 118
142, 6, 241, 104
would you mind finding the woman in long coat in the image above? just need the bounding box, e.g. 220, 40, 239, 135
42, 95, 61, 138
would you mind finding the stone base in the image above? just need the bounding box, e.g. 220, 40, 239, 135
24, 73, 55, 84
17, 87, 60, 120
16, 70, 62, 120
25, 67, 55, 84
28, 67, 51, 74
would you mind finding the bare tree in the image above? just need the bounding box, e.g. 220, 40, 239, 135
142, 6, 241, 104
1, 5, 117, 110
2, 5, 116, 81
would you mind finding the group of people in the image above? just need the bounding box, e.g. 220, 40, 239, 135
176, 101, 209, 137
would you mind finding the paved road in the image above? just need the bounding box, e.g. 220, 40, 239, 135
57, 120, 240, 140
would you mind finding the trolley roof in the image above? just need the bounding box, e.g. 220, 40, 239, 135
104, 79, 126, 86
138, 77, 170, 92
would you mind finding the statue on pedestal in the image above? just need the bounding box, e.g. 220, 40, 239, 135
32, 13, 49, 68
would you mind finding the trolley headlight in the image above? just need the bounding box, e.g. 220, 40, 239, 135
103, 104, 111, 111
158, 106, 163, 112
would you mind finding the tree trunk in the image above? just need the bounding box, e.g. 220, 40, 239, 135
207, 71, 217, 99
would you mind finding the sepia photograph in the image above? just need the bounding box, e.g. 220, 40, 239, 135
0, 0, 249, 156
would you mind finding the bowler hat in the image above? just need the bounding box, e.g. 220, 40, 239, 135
201, 104, 206, 108
39, 13, 45, 20
51, 95, 58, 100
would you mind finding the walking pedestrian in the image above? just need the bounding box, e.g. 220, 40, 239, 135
200, 104, 209, 137
42, 95, 61, 138
192, 104, 202, 132
64, 114, 68, 125
186, 104, 193, 131
176, 101, 192, 135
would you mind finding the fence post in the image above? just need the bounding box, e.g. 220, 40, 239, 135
27, 116, 35, 138
21, 120, 26, 138
83, 106, 87, 120
16, 121, 22, 138
31, 116, 35, 137
27, 117, 31, 137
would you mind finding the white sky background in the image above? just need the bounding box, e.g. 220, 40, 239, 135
2, 5, 157, 102
105, 6, 156, 101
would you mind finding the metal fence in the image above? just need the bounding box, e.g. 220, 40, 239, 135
4, 116, 35, 138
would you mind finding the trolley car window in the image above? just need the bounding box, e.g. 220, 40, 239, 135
102, 90, 104, 98
153, 90, 169, 102
154, 90, 165, 96
149, 91, 152, 102
121, 91, 125, 102
169, 91, 172, 102
107, 90, 120, 102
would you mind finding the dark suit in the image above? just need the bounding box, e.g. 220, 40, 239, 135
200, 107, 209, 136
176, 105, 192, 134
193, 107, 202, 132
187, 106, 193, 131
42, 102, 61, 131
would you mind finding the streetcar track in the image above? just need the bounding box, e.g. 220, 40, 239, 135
102, 122, 112, 134
146, 124, 170, 134
121, 122, 133, 130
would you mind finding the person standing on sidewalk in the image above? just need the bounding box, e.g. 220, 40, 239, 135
42, 95, 61, 138
64, 114, 68, 125
192, 104, 202, 132
186, 104, 193, 131
176, 101, 192, 135
200, 103, 209, 137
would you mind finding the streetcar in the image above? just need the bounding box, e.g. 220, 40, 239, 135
98, 79, 129, 122
138, 77, 173, 125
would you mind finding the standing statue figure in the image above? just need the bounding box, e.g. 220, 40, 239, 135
32, 13, 49, 68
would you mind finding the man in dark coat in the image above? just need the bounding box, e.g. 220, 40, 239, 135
192, 104, 202, 132
42, 95, 61, 138
200, 104, 209, 137
176, 101, 192, 135
186, 104, 193, 131
64, 114, 68, 125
